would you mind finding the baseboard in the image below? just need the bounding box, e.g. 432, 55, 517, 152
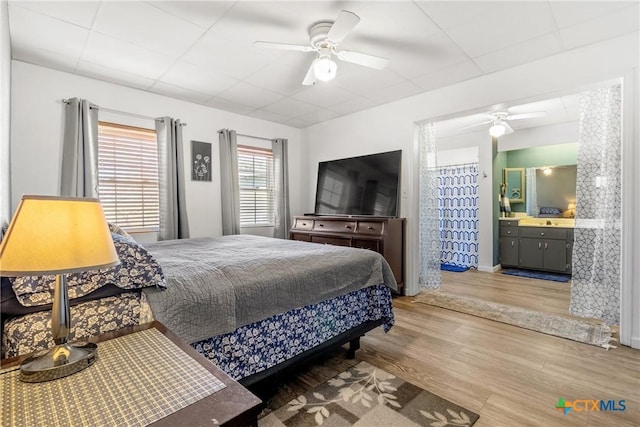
478, 264, 502, 273
631, 336, 640, 350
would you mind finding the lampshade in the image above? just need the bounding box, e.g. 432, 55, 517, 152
568, 202, 576, 210
489, 122, 506, 137
0, 195, 119, 276
313, 56, 337, 81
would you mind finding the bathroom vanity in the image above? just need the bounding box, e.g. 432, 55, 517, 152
499, 218, 574, 274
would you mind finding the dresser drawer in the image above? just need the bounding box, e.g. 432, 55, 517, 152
310, 235, 351, 246
290, 233, 311, 242
352, 238, 380, 251
293, 218, 313, 230
500, 220, 519, 228
313, 220, 356, 233
358, 221, 384, 235
519, 227, 567, 239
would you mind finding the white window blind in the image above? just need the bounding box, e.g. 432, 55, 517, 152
238, 145, 274, 226
98, 121, 159, 231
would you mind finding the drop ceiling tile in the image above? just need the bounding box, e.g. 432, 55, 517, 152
508, 98, 565, 117
262, 97, 320, 118
82, 32, 175, 80
364, 81, 423, 105
277, 1, 370, 19
247, 109, 290, 124
182, 32, 277, 80
93, 1, 206, 56
146, 1, 236, 29
412, 60, 481, 92
353, 2, 440, 45
445, 2, 554, 57
296, 109, 340, 124
549, 1, 632, 29
243, 61, 308, 97
473, 33, 562, 74
8, 6, 88, 59
160, 61, 238, 97
559, 3, 640, 50
327, 96, 377, 116
217, 82, 284, 109
381, 31, 471, 80
9, 0, 99, 28
12, 45, 78, 74
414, 1, 503, 31
291, 84, 357, 108
76, 60, 155, 90
332, 68, 405, 96
150, 81, 213, 104
282, 117, 314, 129
206, 97, 256, 116
205, 1, 307, 46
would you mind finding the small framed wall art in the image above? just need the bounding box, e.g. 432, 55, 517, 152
191, 140, 212, 182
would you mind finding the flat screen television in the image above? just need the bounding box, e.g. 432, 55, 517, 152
314, 150, 401, 217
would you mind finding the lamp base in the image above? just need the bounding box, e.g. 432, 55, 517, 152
19, 342, 97, 383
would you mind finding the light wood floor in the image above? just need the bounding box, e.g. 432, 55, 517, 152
265, 272, 640, 426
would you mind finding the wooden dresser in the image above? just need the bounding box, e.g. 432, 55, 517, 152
289, 215, 405, 293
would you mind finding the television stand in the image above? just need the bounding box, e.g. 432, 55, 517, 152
289, 215, 405, 293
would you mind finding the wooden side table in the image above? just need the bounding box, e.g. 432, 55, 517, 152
1, 321, 262, 427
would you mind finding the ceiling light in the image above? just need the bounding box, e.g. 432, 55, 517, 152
543, 167, 552, 176
313, 55, 337, 81
489, 122, 506, 137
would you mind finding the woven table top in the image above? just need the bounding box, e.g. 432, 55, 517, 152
1, 327, 226, 427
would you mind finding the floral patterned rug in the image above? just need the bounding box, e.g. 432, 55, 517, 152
259, 361, 479, 427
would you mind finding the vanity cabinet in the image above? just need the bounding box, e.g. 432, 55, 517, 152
499, 220, 519, 267
518, 227, 573, 273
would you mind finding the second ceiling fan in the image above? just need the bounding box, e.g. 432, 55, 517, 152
254, 10, 389, 85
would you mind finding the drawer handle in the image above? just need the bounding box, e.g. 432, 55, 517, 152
344, 225, 351, 229
544, 243, 548, 249
511, 241, 515, 247
538, 242, 542, 249
540, 232, 545, 236
302, 223, 307, 226
507, 230, 511, 234
319, 224, 324, 227
368, 226, 374, 230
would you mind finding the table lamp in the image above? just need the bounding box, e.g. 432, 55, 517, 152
0, 195, 119, 382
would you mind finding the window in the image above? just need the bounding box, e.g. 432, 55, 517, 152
238, 145, 274, 226
97, 121, 159, 231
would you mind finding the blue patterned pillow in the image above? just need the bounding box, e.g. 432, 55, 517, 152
10, 233, 166, 307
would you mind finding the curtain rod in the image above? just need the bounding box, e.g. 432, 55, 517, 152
236, 133, 273, 142
60, 99, 187, 126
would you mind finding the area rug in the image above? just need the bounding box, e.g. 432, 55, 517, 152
501, 268, 571, 283
414, 290, 616, 349
259, 361, 479, 426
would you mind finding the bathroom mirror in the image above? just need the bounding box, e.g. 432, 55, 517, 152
503, 168, 525, 203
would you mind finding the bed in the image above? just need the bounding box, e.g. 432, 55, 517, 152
2, 233, 396, 389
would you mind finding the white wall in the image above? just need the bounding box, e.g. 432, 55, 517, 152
499, 121, 579, 152
0, 1, 11, 226
302, 33, 639, 297
10, 61, 304, 238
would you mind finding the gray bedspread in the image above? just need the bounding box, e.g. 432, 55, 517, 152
142, 235, 396, 344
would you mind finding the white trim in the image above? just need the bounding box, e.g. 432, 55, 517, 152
479, 264, 502, 273
620, 68, 639, 348
404, 124, 421, 297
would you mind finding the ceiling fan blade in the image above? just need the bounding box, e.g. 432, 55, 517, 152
302, 60, 316, 86
254, 41, 314, 52
327, 10, 360, 44
461, 119, 492, 130
503, 121, 514, 134
506, 111, 546, 120
336, 50, 388, 70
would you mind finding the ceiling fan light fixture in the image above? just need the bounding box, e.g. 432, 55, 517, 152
489, 122, 506, 137
313, 55, 337, 81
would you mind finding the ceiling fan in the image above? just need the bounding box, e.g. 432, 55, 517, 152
465, 111, 547, 137
254, 10, 389, 85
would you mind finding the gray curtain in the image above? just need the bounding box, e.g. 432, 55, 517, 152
419, 123, 441, 289
218, 129, 240, 235
60, 98, 99, 197
272, 138, 290, 239
155, 117, 189, 240
570, 84, 622, 325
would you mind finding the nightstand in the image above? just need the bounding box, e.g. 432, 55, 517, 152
1, 321, 262, 427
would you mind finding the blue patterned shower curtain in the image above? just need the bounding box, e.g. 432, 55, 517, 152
438, 164, 479, 268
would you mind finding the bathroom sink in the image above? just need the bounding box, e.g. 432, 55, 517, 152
518, 218, 575, 228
